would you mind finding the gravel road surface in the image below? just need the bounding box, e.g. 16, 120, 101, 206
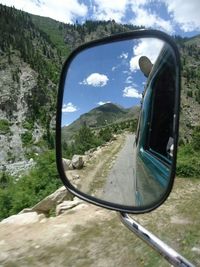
101, 133, 136, 206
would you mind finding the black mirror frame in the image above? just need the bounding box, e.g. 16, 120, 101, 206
56, 29, 181, 214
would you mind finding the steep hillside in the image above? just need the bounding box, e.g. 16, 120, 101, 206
30, 17, 143, 53
178, 36, 200, 143
0, 4, 62, 165
30, 14, 71, 59
0, 5, 143, 168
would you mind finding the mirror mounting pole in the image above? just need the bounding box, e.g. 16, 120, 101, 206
120, 213, 195, 267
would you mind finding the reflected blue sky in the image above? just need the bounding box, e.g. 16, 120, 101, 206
62, 38, 164, 126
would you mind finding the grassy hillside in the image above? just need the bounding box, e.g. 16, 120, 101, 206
31, 14, 71, 59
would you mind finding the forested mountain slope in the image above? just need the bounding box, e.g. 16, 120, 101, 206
1, 4, 199, 166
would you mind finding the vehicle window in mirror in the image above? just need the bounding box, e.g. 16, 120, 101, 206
146, 46, 176, 163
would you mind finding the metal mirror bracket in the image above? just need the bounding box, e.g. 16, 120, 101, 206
120, 213, 195, 267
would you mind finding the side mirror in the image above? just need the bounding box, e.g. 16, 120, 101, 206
56, 30, 180, 213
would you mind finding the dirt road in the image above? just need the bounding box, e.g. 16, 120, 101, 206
101, 133, 136, 206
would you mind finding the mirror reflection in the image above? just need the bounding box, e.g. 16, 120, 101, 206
61, 37, 177, 207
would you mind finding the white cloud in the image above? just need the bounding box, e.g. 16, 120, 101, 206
30, 0, 45, 7
123, 86, 142, 98
2, 0, 200, 34
163, 0, 200, 32
97, 101, 111, 105
130, 38, 164, 72
80, 73, 109, 87
129, 0, 148, 5
129, 1, 174, 33
119, 52, 128, 59
92, 0, 129, 22
0, 0, 88, 23
62, 102, 78, 113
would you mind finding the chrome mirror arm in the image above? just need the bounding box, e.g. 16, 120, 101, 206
120, 213, 195, 267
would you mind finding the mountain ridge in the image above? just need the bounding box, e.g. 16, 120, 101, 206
62, 102, 140, 142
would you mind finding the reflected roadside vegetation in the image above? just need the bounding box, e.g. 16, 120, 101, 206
60, 37, 177, 208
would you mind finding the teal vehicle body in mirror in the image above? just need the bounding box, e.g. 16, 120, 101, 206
56, 30, 180, 213
135, 44, 178, 206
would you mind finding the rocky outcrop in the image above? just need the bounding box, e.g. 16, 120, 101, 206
0, 58, 38, 165
20, 186, 74, 215
71, 155, 84, 169
1, 212, 45, 225
62, 155, 85, 171
62, 158, 73, 171
0, 159, 35, 177
56, 197, 83, 216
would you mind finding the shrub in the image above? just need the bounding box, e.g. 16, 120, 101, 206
21, 131, 33, 146
0, 119, 10, 134
22, 120, 34, 130
74, 125, 101, 154
192, 125, 200, 151
176, 144, 200, 178
187, 90, 193, 97
0, 150, 62, 219
99, 127, 112, 142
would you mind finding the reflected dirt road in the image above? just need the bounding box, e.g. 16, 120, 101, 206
100, 133, 136, 206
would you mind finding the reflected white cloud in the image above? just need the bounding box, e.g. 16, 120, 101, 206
62, 102, 78, 112
119, 52, 128, 59
125, 76, 133, 84
130, 38, 164, 72
112, 66, 118, 71
123, 70, 130, 74
123, 86, 142, 98
129, 55, 141, 73
97, 101, 111, 105
80, 73, 109, 87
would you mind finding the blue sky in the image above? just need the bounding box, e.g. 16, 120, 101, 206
62, 38, 164, 126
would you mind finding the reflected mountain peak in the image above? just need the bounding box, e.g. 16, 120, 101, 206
62, 102, 140, 142
94, 102, 126, 113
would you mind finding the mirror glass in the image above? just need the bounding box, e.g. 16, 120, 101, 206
60, 37, 178, 208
